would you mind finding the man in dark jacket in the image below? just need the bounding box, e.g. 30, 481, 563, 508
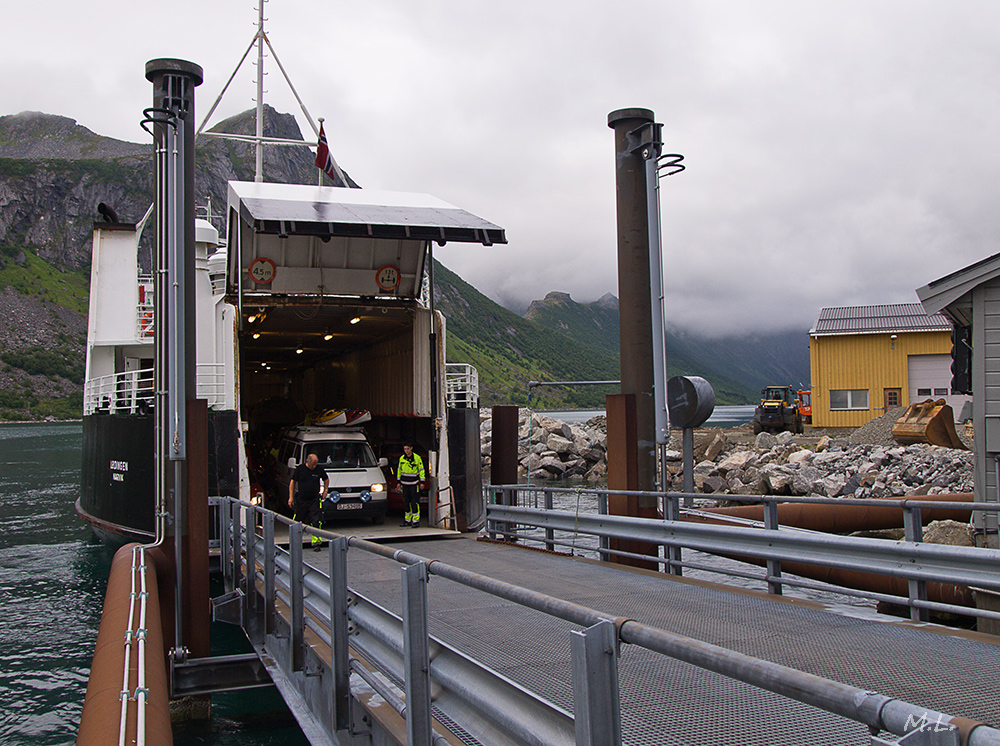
288, 453, 328, 549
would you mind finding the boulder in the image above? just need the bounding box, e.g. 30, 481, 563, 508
755, 431, 777, 450
922, 520, 974, 547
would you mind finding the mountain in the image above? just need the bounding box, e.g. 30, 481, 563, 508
433, 266, 619, 408
0, 108, 809, 419
522, 290, 812, 404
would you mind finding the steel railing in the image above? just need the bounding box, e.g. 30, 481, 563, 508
444, 363, 478, 408
84, 364, 228, 415
211, 495, 1000, 746
485, 484, 1000, 624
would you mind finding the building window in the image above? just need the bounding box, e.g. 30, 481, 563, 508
917, 388, 932, 397
830, 389, 869, 411
933, 387, 949, 397
886, 391, 899, 407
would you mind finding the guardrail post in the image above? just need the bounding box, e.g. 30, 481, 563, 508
764, 499, 782, 595
487, 486, 497, 540
544, 489, 555, 551
329, 537, 350, 732
903, 504, 929, 622
597, 491, 610, 562
571, 619, 621, 746
220, 498, 233, 592
263, 512, 276, 635
664, 493, 683, 576
289, 522, 305, 671
245, 503, 257, 630
402, 562, 432, 745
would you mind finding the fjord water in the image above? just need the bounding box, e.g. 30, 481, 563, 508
0, 422, 307, 746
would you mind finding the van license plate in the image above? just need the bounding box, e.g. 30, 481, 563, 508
337, 502, 363, 510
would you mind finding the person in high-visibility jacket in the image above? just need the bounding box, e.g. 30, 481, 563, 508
397, 443, 426, 527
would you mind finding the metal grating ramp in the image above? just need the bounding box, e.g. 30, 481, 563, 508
335, 535, 1000, 746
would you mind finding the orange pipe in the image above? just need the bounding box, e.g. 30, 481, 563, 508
77, 543, 172, 746
686, 493, 977, 608
690, 492, 975, 533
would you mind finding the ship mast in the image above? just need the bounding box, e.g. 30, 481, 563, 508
195, 0, 348, 184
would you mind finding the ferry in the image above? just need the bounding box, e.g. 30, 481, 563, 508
76, 41, 504, 545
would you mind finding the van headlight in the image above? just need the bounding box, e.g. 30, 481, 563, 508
370, 483, 384, 492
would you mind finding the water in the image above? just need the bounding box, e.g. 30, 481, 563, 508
0, 422, 308, 746
540, 404, 756, 428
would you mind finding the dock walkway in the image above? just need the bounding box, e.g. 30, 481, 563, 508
332, 533, 1000, 746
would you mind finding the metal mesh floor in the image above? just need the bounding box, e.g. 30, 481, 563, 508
336, 535, 1000, 746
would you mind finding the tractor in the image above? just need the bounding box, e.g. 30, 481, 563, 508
753, 385, 803, 435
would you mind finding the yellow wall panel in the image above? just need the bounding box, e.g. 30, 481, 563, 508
809, 331, 951, 428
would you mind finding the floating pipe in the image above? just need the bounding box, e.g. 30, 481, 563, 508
78, 543, 171, 746
686, 493, 977, 608
689, 492, 976, 533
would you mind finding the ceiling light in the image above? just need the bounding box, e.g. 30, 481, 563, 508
324, 332, 334, 341
252, 332, 261, 339
296, 347, 304, 354
349, 316, 361, 325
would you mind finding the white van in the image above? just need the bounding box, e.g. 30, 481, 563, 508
275, 426, 389, 525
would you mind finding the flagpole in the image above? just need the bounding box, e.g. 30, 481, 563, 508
317, 117, 324, 186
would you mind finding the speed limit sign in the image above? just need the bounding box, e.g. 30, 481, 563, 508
248, 257, 276, 285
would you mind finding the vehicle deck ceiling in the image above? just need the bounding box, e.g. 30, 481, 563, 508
241, 301, 416, 370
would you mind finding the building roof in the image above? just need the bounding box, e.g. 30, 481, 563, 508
916, 251, 1000, 327
809, 304, 952, 336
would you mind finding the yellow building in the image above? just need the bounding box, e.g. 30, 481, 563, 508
809, 304, 968, 428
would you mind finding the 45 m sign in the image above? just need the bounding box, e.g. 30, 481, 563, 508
248, 257, 276, 285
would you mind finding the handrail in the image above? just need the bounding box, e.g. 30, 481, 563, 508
444, 363, 478, 408
84, 364, 227, 414
484, 483, 1000, 623
214, 496, 1000, 746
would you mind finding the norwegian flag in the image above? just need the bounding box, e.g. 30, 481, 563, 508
314, 123, 343, 184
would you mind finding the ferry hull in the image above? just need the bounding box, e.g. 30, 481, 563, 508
79, 410, 240, 545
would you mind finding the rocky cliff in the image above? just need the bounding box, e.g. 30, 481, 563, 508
0, 107, 355, 419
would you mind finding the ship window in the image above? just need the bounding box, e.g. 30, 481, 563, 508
830, 389, 869, 411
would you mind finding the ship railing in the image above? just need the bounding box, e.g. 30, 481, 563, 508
444, 363, 478, 408
84, 364, 228, 414
135, 275, 154, 339
485, 485, 1000, 625
207, 496, 1000, 746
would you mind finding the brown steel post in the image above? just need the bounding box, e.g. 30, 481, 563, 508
608, 109, 658, 500
184, 398, 209, 659
607, 394, 659, 569
491, 405, 520, 540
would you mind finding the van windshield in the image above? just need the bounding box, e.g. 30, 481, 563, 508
306, 442, 377, 469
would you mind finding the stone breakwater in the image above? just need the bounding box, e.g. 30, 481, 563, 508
480, 409, 974, 498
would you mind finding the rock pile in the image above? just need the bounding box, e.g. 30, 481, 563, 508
667, 431, 974, 498
480, 409, 975, 498
480, 410, 609, 483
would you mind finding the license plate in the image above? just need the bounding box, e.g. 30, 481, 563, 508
337, 502, 363, 510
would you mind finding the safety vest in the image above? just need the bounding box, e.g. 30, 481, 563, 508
397, 453, 425, 485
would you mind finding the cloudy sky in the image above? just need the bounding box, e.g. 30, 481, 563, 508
4, 1, 1000, 336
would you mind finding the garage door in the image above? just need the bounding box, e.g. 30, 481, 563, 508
907, 353, 971, 412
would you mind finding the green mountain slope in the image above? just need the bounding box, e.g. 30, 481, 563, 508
433, 263, 619, 408
522, 290, 811, 404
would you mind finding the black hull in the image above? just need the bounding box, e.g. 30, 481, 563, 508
78, 410, 240, 543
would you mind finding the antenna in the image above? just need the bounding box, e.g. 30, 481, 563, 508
195, 0, 349, 184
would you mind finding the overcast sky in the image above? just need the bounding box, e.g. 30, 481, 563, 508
4, 1, 999, 336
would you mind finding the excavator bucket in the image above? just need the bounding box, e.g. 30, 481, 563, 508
891, 399, 968, 450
